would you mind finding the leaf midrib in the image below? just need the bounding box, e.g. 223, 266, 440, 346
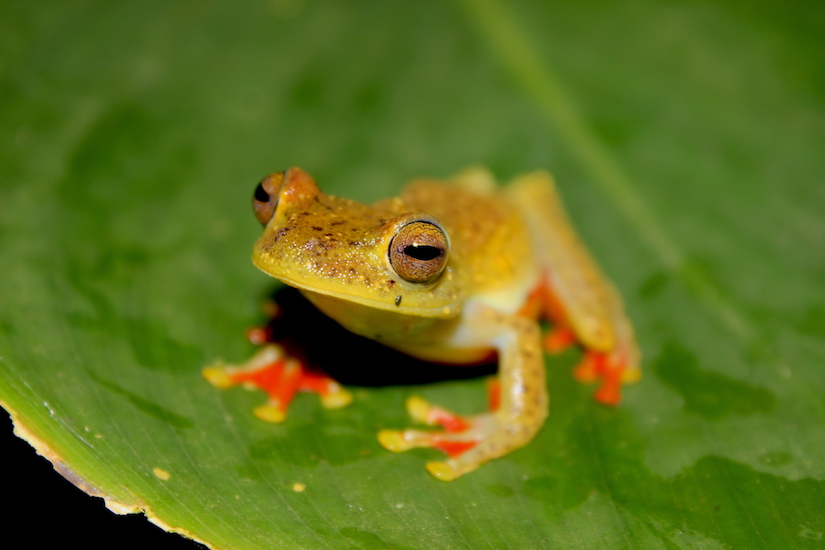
460, 0, 753, 342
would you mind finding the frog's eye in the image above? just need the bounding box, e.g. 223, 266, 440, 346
253, 172, 284, 225
389, 221, 449, 284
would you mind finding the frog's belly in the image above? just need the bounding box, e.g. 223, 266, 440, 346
389, 341, 497, 365
302, 290, 497, 365
301, 268, 537, 366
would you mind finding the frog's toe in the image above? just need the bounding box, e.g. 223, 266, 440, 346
403, 395, 472, 432
543, 326, 577, 353
378, 423, 469, 452
622, 365, 642, 384
424, 430, 523, 481
405, 395, 433, 424
379, 397, 495, 458
320, 386, 353, 409
378, 429, 421, 452
378, 427, 479, 456
202, 363, 234, 389
572, 355, 599, 383
574, 350, 640, 406
426, 461, 459, 482
426, 451, 491, 482
254, 402, 287, 423
594, 384, 621, 406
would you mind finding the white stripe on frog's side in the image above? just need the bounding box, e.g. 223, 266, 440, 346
466, 267, 540, 316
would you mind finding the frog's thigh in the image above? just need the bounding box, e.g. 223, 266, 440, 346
506, 171, 616, 352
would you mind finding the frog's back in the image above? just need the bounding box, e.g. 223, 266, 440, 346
401, 175, 536, 295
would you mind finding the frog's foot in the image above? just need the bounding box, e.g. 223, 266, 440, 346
572, 350, 640, 406
541, 325, 640, 406
378, 388, 535, 481
203, 344, 352, 422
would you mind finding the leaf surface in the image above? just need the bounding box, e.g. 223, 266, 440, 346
2, 1, 824, 548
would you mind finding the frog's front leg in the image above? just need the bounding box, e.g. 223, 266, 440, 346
378, 304, 547, 481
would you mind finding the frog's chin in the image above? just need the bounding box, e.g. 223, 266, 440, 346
290, 287, 459, 341
270, 275, 460, 320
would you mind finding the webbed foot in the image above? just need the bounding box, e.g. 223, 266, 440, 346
203, 344, 352, 422
571, 349, 641, 406
378, 383, 538, 481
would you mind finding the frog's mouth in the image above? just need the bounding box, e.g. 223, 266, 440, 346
271, 273, 461, 319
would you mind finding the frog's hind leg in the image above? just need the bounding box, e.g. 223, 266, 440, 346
507, 171, 641, 405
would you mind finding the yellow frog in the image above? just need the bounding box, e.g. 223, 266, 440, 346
204, 167, 640, 481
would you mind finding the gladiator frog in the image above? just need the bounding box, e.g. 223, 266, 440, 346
204, 167, 640, 481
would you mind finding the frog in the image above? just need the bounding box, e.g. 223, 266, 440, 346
203, 166, 640, 481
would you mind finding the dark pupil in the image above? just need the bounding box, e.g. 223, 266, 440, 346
404, 245, 442, 261
254, 182, 270, 202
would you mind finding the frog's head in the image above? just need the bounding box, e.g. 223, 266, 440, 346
250, 168, 462, 319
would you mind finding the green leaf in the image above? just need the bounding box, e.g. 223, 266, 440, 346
2, 0, 824, 548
